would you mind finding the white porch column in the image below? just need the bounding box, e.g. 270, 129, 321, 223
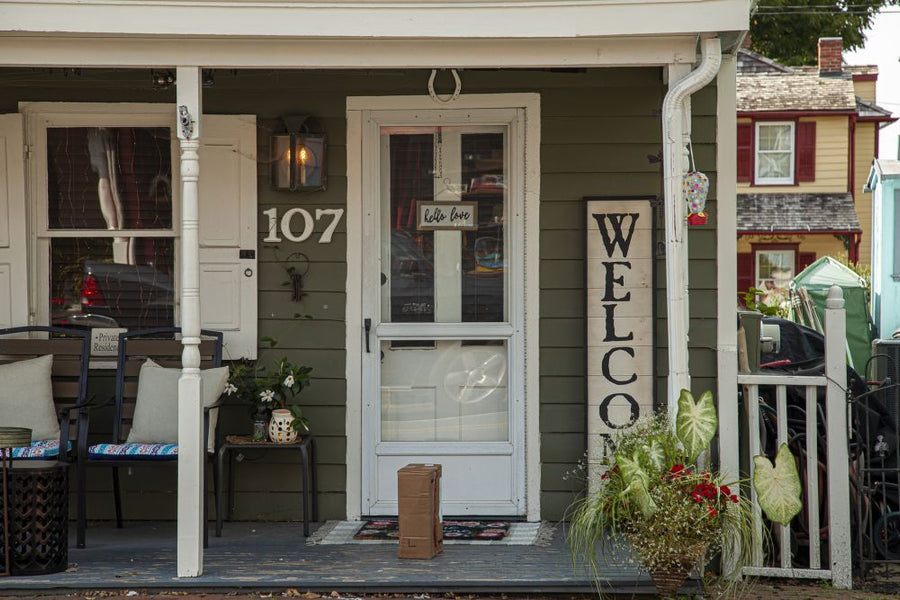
176, 66, 204, 578
715, 53, 740, 483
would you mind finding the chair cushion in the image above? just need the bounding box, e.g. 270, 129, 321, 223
89, 442, 178, 459
11, 440, 71, 459
126, 359, 228, 452
0, 354, 59, 442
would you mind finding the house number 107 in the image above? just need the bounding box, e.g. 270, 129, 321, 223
262, 207, 345, 244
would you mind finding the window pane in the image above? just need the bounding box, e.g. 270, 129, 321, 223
758, 152, 791, 179
756, 250, 794, 299
380, 339, 508, 442
461, 133, 505, 322
51, 237, 175, 330
387, 134, 435, 323
758, 124, 792, 152
47, 127, 173, 230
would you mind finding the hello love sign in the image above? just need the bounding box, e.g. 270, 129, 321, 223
585, 197, 655, 493
416, 201, 478, 231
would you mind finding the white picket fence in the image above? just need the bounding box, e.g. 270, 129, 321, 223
737, 285, 852, 589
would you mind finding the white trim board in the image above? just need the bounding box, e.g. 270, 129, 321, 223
1, 1, 748, 40
0, 36, 701, 69
344, 93, 540, 521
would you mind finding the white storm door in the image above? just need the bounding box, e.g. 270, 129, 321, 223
361, 109, 526, 516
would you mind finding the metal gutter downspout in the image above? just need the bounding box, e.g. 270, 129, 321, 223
662, 37, 722, 418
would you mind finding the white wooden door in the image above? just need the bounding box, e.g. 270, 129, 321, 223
361, 109, 526, 516
0, 114, 29, 329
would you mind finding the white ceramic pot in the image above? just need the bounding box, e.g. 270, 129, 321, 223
268, 408, 298, 444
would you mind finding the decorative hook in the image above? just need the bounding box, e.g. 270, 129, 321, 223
428, 69, 462, 104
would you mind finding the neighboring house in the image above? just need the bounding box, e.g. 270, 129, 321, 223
866, 159, 900, 338
736, 38, 895, 300
0, 0, 748, 576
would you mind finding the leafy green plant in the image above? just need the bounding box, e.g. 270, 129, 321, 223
225, 338, 312, 432
567, 389, 802, 592
739, 287, 788, 317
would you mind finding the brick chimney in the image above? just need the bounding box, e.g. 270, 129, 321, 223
818, 37, 843, 76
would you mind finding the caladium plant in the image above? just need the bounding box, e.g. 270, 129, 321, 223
676, 388, 718, 463
614, 389, 719, 515
753, 443, 803, 526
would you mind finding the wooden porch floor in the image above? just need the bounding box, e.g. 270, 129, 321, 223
0, 521, 694, 594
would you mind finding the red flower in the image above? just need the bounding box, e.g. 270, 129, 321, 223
670, 464, 685, 474
600, 472, 609, 480
730, 494, 739, 504
719, 485, 731, 496
707, 507, 718, 516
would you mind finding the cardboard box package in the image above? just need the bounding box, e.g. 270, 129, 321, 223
397, 463, 442, 559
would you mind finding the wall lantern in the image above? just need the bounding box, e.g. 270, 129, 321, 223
270, 115, 326, 191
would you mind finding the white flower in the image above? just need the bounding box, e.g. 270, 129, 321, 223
224, 382, 238, 396
283, 375, 295, 388
259, 389, 275, 404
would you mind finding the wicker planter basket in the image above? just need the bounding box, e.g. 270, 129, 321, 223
648, 557, 696, 597
643, 543, 707, 597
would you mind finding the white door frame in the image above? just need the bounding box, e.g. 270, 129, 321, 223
345, 93, 541, 521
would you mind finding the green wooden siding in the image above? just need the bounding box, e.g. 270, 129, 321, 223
0, 66, 719, 522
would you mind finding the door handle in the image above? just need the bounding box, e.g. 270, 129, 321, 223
364, 318, 372, 353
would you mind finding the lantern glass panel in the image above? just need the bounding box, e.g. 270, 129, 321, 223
270, 134, 292, 190
293, 134, 326, 190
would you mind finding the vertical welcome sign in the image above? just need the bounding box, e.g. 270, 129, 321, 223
585, 197, 655, 493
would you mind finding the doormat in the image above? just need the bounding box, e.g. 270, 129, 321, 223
308, 520, 556, 546
354, 519, 510, 541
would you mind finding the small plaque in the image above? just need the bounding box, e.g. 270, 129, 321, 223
90, 328, 127, 356
416, 201, 478, 231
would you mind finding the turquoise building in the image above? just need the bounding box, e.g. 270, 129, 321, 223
866, 159, 900, 339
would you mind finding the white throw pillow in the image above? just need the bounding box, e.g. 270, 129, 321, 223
0, 354, 58, 442
126, 359, 228, 453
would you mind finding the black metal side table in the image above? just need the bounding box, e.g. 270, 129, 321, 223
0, 427, 31, 577
0, 460, 68, 576
215, 435, 318, 537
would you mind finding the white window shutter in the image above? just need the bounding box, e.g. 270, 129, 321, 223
0, 114, 29, 329
198, 115, 258, 360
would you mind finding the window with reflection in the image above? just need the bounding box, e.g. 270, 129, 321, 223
46, 127, 175, 331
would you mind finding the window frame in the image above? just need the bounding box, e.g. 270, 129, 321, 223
22, 103, 181, 334
754, 121, 796, 185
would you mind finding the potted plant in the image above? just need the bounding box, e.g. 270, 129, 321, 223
568, 389, 802, 597
259, 357, 312, 443
225, 355, 312, 443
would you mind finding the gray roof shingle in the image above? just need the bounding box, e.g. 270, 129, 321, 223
737, 193, 861, 232
737, 72, 858, 112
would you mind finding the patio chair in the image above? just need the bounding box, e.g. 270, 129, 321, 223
0, 326, 91, 463
75, 327, 227, 549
